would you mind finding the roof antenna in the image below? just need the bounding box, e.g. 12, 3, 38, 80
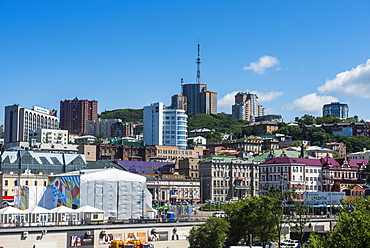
196, 40, 201, 84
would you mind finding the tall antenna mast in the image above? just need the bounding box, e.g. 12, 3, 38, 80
196, 39, 201, 84
181, 78, 184, 94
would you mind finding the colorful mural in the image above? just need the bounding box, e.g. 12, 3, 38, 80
49, 176, 80, 208
168, 205, 192, 216
14, 186, 28, 210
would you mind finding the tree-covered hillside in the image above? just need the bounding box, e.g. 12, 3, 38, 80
98, 109, 247, 135
99, 109, 143, 122
187, 113, 249, 136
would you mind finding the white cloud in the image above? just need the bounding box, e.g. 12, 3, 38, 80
217, 90, 284, 113
250, 91, 284, 102
243, 55, 280, 74
286, 93, 338, 114
318, 59, 370, 97
218, 91, 238, 113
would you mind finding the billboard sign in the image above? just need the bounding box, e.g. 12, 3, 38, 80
304, 192, 345, 205
170, 190, 178, 197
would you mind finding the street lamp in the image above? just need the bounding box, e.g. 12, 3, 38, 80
152, 167, 162, 206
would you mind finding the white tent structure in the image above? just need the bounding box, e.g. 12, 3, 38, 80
0, 207, 27, 227
25, 206, 53, 226
51, 206, 79, 225
79, 168, 149, 220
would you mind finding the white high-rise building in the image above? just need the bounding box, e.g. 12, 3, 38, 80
4, 105, 59, 145
143, 102, 188, 149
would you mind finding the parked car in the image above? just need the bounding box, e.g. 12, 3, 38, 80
212, 211, 226, 218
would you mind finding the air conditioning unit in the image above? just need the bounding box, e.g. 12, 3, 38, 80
23, 231, 28, 238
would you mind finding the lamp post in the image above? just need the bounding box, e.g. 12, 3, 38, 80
152, 167, 161, 207
278, 175, 287, 248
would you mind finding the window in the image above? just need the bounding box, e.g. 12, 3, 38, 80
34, 181, 38, 186
14, 180, 18, 186
4, 180, 8, 186
25, 180, 29, 186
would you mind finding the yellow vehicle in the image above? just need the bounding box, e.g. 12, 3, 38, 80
110, 240, 154, 248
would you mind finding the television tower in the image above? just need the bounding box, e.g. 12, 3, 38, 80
196, 40, 201, 84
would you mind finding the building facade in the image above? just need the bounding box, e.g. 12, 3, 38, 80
322, 102, 349, 119
321, 157, 368, 192
29, 129, 68, 145
320, 122, 370, 137
246, 121, 279, 136
143, 102, 188, 149
259, 157, 324, 200
4, 105, 59, 146
60, 98, 98, 136
200, 156, 259, 202
145, 174, 200, 205
207, 136, 279, 155
86, 118, 121, 137
232, 91, 264, 121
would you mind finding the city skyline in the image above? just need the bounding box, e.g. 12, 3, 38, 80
1, 1, 370, 123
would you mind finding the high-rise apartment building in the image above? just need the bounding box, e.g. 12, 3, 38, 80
60, 98, 98, 136
4, 105, 59, 145
322, 102, 349, 119
86, 118, 121, 137
232, 91, 264, 121
182, 83, 206, 114
171, 94, 187, 112
201, 90, 218, 114
143, 102, 188, 149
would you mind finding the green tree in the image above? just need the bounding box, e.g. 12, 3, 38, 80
99, 108, 143, 122
315, 114, 342, 125
309, 197, 370, 248
223, 196, 279, 246
305, 126, 333, 146
298, 114, 316, 126
187, 113, 249, 136
187, 217, 230, 248
274, 125, 303, 140
205, 132, 222, 143
335, 135, 370, 153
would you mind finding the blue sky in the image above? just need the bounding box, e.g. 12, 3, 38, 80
1, 1, 370, 123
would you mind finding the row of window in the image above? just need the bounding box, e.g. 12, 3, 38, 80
261, 167, 322, 174
158, 150, 193, 155
4, 179, 48, 186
